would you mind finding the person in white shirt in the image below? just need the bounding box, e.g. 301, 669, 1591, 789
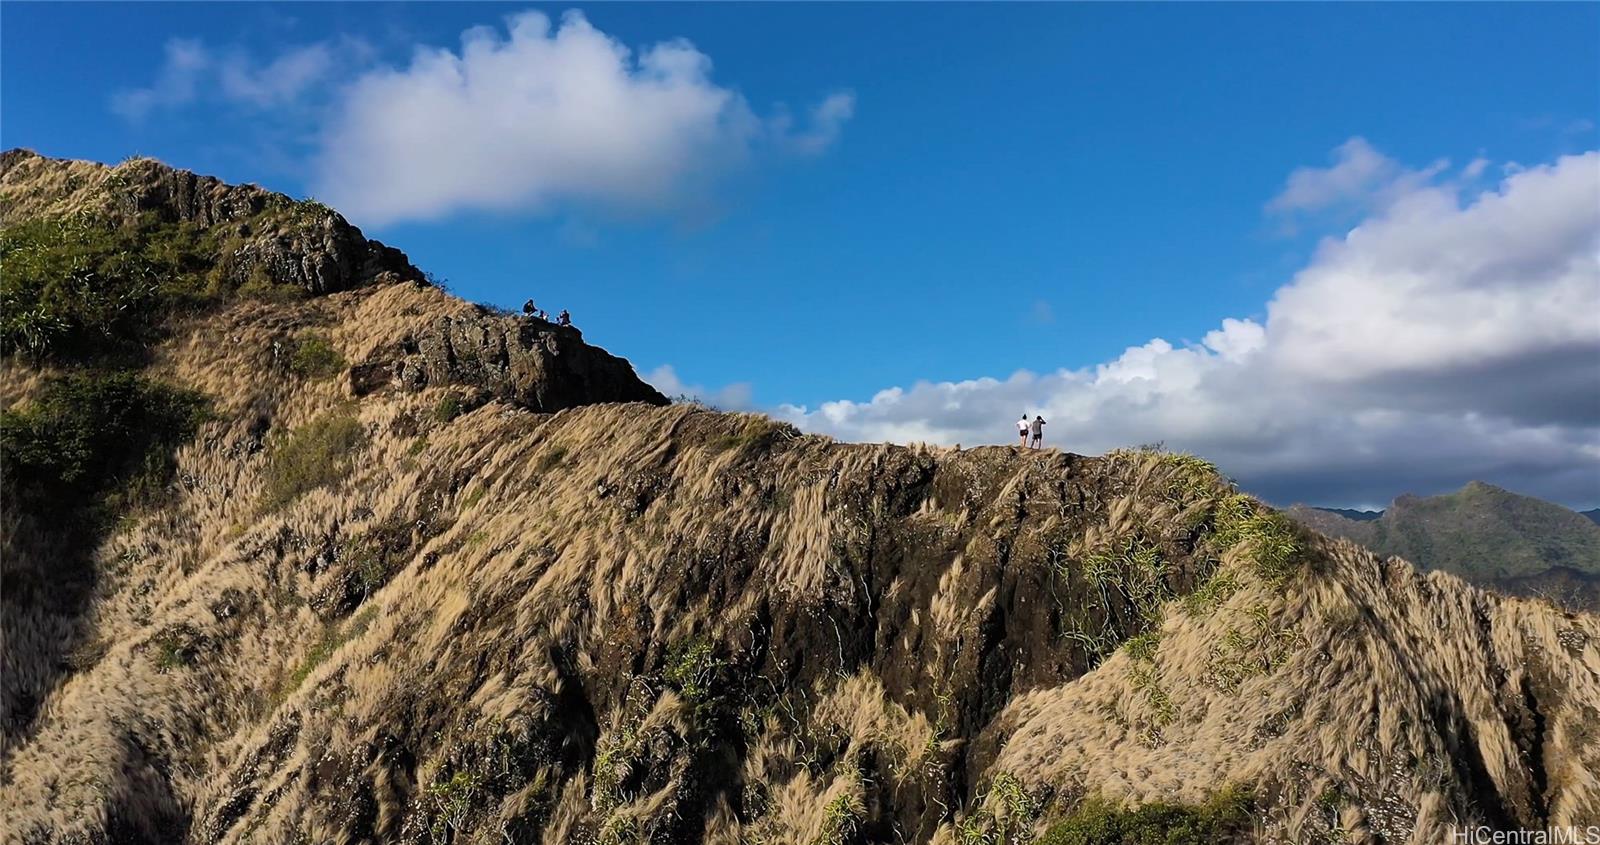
1018, 413, 1030, 447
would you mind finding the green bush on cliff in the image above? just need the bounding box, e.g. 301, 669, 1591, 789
0, 204, 328, 360
0, 370, 210, 507
261, 411, 367, 510
288, 333, 345, 379
1037, 787, 1254, 845
0, 216, 216, 359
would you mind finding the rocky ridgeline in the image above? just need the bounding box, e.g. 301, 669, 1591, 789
0, 149, 667, 412
3, 152, 1597, 844
352, 307, 668, 412
0, 148, 421, 295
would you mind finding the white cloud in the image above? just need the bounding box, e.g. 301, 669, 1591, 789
645, 364, 753, 411
312, 11, 853, 226
112, 39, 209, 119
112, 36, 357, 118
1267, 136, 1448, 220
772, 91, 856, 156
218, 43, 338, 108
779, 144, 1600, 506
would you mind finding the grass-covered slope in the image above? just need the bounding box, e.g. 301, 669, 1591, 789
1, 148, 426, 362
1288, 483, 1600, 611
4, 351, 1596, 842
2, 153, 1597, 845
0, 151, 665, 801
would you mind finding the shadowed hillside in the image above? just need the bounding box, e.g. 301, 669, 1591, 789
1287, 483, 1600, 612
2, 153, 1597, 844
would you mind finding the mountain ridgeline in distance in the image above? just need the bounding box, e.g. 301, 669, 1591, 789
1287, 482, 1600, 612
3, 151, 1598, 843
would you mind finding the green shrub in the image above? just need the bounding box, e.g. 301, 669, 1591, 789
432, 394, 464, 422
1065, 539, 1172, 665
349, 542, 392, 595
811, 788, 864, 845
261, 411, 366, 510
957, 772, 1043, 844
0, 203, 335, 359
708, 417, 784, 453
1124, 631, 1161, 662
0, 216, 217, 359
0, 371, 209, 507
237, 269, 306, 303
151, 629, 197, 672
288, 333, 344, 379
1038, 787, 1254, 845
664, 637, 725, 710
1210, 495, 1303, 586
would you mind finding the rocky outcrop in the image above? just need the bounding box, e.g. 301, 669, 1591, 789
211, 207, 423, 296
349, 304, 668, 412
0, 148, 423, 295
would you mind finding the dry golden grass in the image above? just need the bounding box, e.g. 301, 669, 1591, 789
3, 278, 1596, 845
979, 535, 1600, 843
0, 151, 130, 222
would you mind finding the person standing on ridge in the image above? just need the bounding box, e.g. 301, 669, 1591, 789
523, 299, 537, 316
558, 309, 572, 327
1018, 413, 1030, 448
1030, 415, 1047, 449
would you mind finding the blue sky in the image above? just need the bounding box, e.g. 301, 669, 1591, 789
4, 3, 1598, 507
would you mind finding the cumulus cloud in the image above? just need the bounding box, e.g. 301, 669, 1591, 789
312, 11, 854, 225
644, 364, 754, 411
779, 144, 1600, 507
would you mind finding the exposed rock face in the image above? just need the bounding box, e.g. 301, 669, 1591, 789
0, 148, 423, 295
214, 209, 423, 296
351, 305, 669, 412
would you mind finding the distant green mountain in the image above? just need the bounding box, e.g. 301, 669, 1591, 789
1287, 482, 1600, 611
1316, 507, 1382, 522
1583, 508, 1600, 526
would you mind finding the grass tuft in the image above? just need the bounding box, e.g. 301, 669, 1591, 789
260, 411, 366, 510
287, 332, 344, 379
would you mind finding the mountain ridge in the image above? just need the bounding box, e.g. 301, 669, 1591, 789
3, 152, 1597, 844
1286, 481, 1600, 611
